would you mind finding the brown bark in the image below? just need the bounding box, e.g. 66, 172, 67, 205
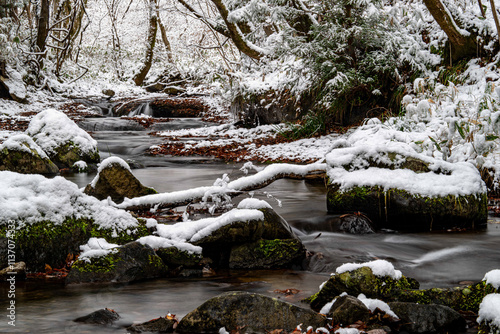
176, 0, 230, 38
133, 0, 158, 85
158, 17, 173, 63
422, 0, 477, 61
36, 0, 50, 55
209, 0, 263, 60
490, 0, 500, 45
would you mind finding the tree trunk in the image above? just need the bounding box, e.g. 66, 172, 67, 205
133, 0, 158, 85
490, 0, 500, 45
36, 0, 50, 56
422, 0, 477, 61
158, 18, 173, 63
210, 0, 263, 60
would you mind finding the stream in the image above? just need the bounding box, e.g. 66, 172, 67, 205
1, 110, 500, 333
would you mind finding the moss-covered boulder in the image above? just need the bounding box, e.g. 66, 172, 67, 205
66, 241, 168, 284
326, 144, 488, 231
307, 265, 419, 312
156, 247, 202, 268
176, 291, 327, 333
84, 157, 157, 203
26, 109, 100, 168
0, 171, 149, 272
229, 239, 305, 269
0, 134, 59, 174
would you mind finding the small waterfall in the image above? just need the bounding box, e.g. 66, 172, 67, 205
128, 102, 153, 117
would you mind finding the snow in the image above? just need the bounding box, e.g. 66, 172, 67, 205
335, 260, 403, 280
78, 238, 119, 263
357, 293, 399, 319
73, 160, 88, 171
477, 294, 500, 329
237, 198, 272, 209
0, 134, 48, 158
334, 329, 360, 334
26, 109, 98, 156
136, 235, 202, 254
483, 270, 500, 289
0, 171, 139, 237
319, 298, 337, 315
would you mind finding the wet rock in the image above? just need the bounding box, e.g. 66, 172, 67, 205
307, 266, 419, 312
0, 262, 26, 280
26, 109, 100, 168
0, 134, 59, 174
328, 295, 371, 326
229, 239, 305, 269
388, 302, 466, 333
176, 291, 326, 333
156, 247, 202, 268
84, 157, 157, 203
74, 308, 120, 325
327, 147, 488, 231
66, 241, 168, 284
339, 213, 375, 234
127, 316, 178, 333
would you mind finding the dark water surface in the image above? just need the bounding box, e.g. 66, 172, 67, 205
1, 117, 499, 333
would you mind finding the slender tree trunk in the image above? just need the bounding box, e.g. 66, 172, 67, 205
210, 0, 263, 60
36, 0, 50, 56
478, 0, 486, 17
158, 18, 173, 63
422, 0, 477, 61
133, 0, 158, 85
490, 0, 500, 45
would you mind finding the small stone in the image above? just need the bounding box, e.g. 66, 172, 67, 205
127, 316, 177, 333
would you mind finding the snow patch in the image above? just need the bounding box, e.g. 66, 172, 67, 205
335, 260, 402, 280
478, 294, 500, 329
78, 237, 119, 263
483, 270, 500, 289
357, 293, 399, 319
237, 198, 272, 210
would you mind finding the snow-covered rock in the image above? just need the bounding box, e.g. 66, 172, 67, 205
0, 134, 59, 174
477, 294, 500, 334
26, 109, 100, 168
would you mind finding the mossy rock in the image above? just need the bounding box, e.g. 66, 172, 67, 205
306, 266, 419, 312
229, 239, 305, 269
193, 208, 298, 246
398, 281, 498, 313
176, 291, 327, 333
0, 217, 150, 272
0, 138, 59, 174
66, 241, 168, 284
327, 185, 488, 231
52, 142, 100, 168
84, 162, 157, 203
156, 247, 202, 268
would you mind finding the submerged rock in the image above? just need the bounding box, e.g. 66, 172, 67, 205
84, 157, 157, 203
26, 109, 100, 168
0, 134, 59, 174
74, 308, 120, 325
66, 241, 168, 284
326, 145, 488, 231
388, 302, 466, 333
127, 316, 178, 333
176, 291, 326, 333
339, 212, 375, 234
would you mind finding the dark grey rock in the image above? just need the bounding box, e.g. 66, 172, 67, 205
74, 308, 120, 325
127, 316, 177, 333
328, 295, 371, 326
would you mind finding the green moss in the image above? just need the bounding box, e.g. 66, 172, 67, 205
255, 239, 301, 258
71, 251, 120, 273
90, 219, 150, 244
156, 247, 201, 267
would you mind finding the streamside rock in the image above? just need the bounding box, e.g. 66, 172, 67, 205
328, 295, 371, 326
74, 308, 120, 325
229, 239, 305, 269
26, 109, 100, 168
127, 316, 178, 333
0, 66, 27, 103
307, 266, 419, 312
326, 145, 488, 231
84, 157, 157, 203
0, 262, 26, 281
66, 241, 168, 284
387, 302, 466, 333
0, 134, 59, 174
156, 247, 202, 268
176, 291, 327, 333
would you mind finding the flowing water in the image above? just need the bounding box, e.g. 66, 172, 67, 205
1, 109, 500, 333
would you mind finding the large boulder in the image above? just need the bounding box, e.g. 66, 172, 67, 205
326, 142, 488, 231
66, 241, 168, 284
84, 157, 157, 203
176, 291, 327, 333
26, 109, 100, 168
306, 260, 419, 312
0, 134, 59, 174
0, 65, 27, 103
388, 302, 466, 333
0, 171, 147, 272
